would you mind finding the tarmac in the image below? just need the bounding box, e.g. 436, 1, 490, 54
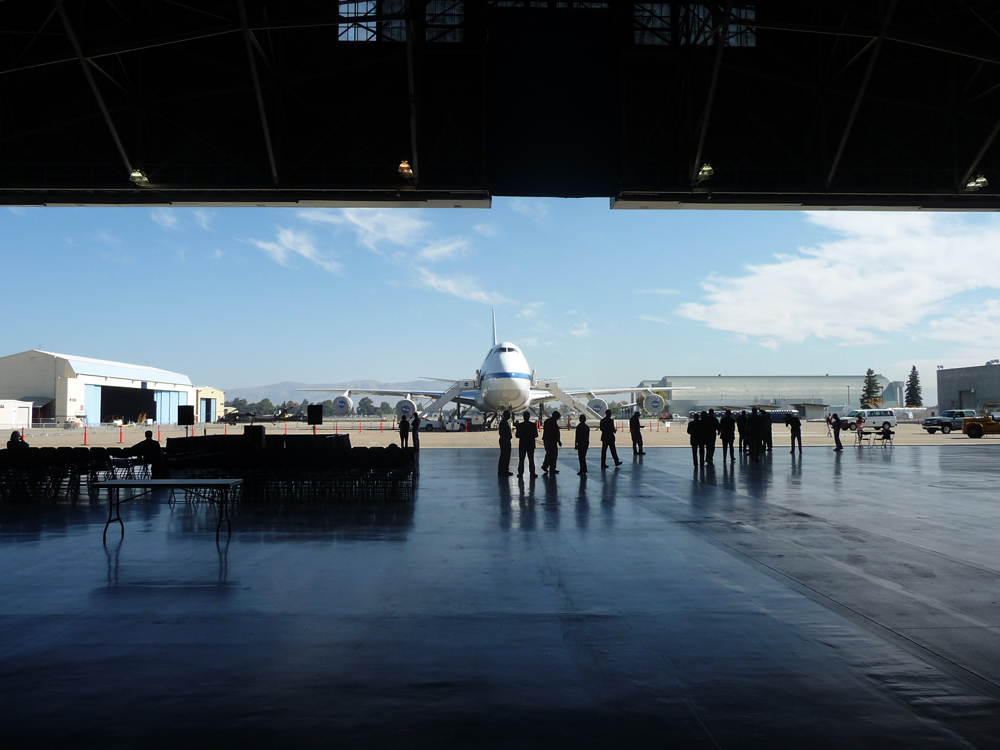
12, 420, 996, 449
2, 445, 1000, 747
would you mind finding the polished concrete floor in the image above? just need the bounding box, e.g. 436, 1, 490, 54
2, 446, 1000, 748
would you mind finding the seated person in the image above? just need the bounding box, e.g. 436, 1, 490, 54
6, 431, 28, 451
130, 430, 164, 477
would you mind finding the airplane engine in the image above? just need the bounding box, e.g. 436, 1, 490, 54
642, 393, 666, 416
330, 395, 354, 415
394, 399, 417, 419
587, 398, 608, 416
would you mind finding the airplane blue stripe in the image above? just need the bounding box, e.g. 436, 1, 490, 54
482, 372, 531, 380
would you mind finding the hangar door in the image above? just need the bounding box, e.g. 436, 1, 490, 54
154, 390, 187, 424
200, 398, 216, 423
84, 384, 157, 425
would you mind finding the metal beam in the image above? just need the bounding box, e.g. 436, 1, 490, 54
53, 0, 133, 175
826, 0, 898, 189
959, 115, 1000, 189
405, 0, 420, 186
690, 0, 733, 184
236, 0, 278, 188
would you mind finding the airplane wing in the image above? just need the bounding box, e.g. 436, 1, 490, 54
297, 388, 448, 399
561, 387, 695, 397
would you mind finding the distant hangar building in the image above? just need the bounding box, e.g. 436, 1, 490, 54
639, 375, 898, 416
0, 350, 222, 426
936, 363, 1000, 412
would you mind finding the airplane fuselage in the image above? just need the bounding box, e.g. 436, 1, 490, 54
472, 341, 532, 413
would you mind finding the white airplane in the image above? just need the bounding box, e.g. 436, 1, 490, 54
300, 311, 690, 422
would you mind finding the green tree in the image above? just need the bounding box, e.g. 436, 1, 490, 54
227, 397, 249, 412
299, 399, 310, 415
861, 369, 880, 406
321, 399, 337, 417
905, 366, 923, 407
253, 398, 275, 415
357, 396, 376, 416
377, 401, 393, 416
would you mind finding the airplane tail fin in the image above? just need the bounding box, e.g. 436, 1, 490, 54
492, 307, 498, 347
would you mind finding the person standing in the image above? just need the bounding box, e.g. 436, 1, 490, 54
498, 410, 513, 476
629, 411, 645, 455
825, 413, 833, 437
411, 414, 421, 450
785, 413, 802, 454
736, 410, 748, 454
575, 413, 590, 475
687, 412, 701, 467
599, 409, 623, 468
399, 415, 410, 448
703, 409, 720, 465
831, 413, 844, 451
747, 407, 762, 462
541, 410, 562, 474
763, 410, 773, 452
720, 409, 736, 463
516, 410, 538, 478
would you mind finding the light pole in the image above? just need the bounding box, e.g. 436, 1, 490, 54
847, 385, 851, 407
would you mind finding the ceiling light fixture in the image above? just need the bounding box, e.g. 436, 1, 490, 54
965, 173, 988, 192
129, 169, 149, 186
696, 163, 714, 182
398, 160, 413, 179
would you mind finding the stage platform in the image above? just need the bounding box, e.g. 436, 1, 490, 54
2, 446, 999, 748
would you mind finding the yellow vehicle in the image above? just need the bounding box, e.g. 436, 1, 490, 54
962, 403, 1000, 438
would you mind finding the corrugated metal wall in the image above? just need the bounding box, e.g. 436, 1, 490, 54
936, 366, 1000, 411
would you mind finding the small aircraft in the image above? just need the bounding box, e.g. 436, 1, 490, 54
300, 311, 690, 423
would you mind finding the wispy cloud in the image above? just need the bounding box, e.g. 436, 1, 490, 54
94, 231, 120, 244
7, 207, 30, 216
193, 209, 214, 231
298, 208, 428, 253
212, 249, 224, 260
413, 267, 508, 305
510, 198, 547, 222
570, 321, 591, 338
418, 237, 469, 262
150, 208, 178, 229
678, 212, 1000, 348
518, 302, 545, 321
637, 315, 670, 325
474, 223, 498, 237
249, 227, 342, 274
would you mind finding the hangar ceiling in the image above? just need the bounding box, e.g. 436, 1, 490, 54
3, 1, 1000, 209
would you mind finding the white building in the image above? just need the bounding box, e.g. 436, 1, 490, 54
0, 350, 198, 425
0, 400, 32, 430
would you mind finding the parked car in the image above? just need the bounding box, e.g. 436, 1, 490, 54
842, 408, 897, 430
922, 409, 976, 434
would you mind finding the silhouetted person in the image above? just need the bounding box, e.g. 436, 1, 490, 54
831, 413, 844, 451
785, 413, 802, 454
411, 415, 421, 450
399, 415, 410, 448
720, 409, 736, 463
599, 409, 622, 468
703, 409, 720, 465
763, 410, 773, 452
131, 429, 164, 478
498, 410, 513, 476
7, 430, 28, 451
541, 411, 562, 474
687, 412, 701, 467
516, 410, 537, 478
629, 411, 644, 455
575, 414, 590, 475
736, 410, 748, 453
747, 408, 763, 462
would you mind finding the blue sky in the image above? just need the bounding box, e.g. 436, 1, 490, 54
5, 200, 999, 404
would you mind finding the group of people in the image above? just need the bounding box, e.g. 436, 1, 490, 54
397, 414, 421, 449
686, 407, 803, 466
497, 409, 632, 478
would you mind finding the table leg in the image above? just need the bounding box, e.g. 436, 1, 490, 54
103, 488, 124, 543
216, 488, 232, 541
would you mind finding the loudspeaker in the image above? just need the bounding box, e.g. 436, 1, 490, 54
243, 424, 266, 448
177, 405, 195, 426
307, 404, 323, 425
